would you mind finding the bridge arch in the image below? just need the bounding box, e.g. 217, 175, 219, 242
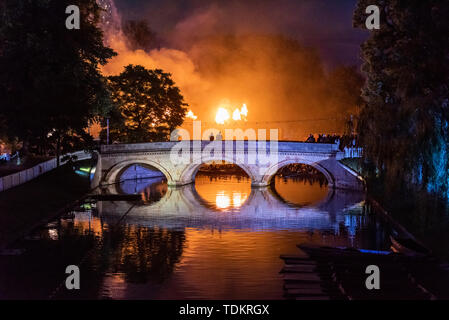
261, 159, 335, 188
179, 155, 256, 186
102, 159, 173, 186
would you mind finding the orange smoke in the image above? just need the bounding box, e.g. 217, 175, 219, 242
98, 0, 359, 141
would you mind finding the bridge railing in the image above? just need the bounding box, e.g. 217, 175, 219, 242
344, 147, 363, 159
101, 141, 341, 154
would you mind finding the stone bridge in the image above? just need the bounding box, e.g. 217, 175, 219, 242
92, 141, 364, 191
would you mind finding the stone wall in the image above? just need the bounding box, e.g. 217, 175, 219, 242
0, 151, 91, 192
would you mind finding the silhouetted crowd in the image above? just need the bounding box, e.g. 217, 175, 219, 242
199, 163, 246, 175
306, 133, 341, 144
305, 134, 358, 151
277, 163, 328, 187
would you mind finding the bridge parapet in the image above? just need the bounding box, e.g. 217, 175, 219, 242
101, 141, 339, 154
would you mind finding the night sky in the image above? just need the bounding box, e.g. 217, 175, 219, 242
113, 0, 367, 68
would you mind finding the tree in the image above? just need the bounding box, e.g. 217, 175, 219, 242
105, 65, 187, 143
327, 65, 364, 134
0, 0, 116, 165
353, 1, 449, 199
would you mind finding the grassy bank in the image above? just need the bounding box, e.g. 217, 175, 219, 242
0, 160, 92, 248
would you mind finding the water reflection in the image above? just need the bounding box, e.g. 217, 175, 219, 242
0, 173, 393, 300
117, 177, 168, 204
272, 176, 329, 207
99, 175, 362, 233
195, 173, 251, 210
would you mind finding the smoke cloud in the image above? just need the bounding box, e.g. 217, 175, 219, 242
100, 0, 364, 140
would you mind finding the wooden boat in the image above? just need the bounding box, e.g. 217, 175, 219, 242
298, 244, 392, 257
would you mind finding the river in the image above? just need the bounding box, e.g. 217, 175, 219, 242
0, 171, 393, 299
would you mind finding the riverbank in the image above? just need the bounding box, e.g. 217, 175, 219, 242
340, 157, 449, 259
0, 160, 92, 248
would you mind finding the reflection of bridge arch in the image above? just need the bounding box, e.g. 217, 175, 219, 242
262, 159, 335, 187
111, 177, 335, 214
98, 183, 364, 231
268, 182, 334, 209
190, 182, 336, 212
103, 159, 173, 185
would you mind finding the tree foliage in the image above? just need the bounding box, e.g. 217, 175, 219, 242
354, 0, 449, 198
327, 66, 363, 115
0, 0, 116, 159
327, 65, 364, 133
105, 65, 187, 143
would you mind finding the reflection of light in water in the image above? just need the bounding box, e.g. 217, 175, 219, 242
216, 192, 231, 209
215, 191, 248, 209
118, 177, 167, 203
102, 273, 127, 300
48, 229, 58, 240
195, 174, 251, 210
273, 176, 328, 206
233, 192, 244, 207
139, 180, 168, 203
61, 211, 104, 236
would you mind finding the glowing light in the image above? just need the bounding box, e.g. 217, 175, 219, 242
241, 104, 248, 117
232, 109, 241, 121
215, 108, 230, 124
186, 110, 198, 120
215, 103, 248, 124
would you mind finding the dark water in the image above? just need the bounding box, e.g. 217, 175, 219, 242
0, 173, 393, 300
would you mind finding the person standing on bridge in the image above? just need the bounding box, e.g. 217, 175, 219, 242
306, 134, 315, 143
335, 137, 340, 150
